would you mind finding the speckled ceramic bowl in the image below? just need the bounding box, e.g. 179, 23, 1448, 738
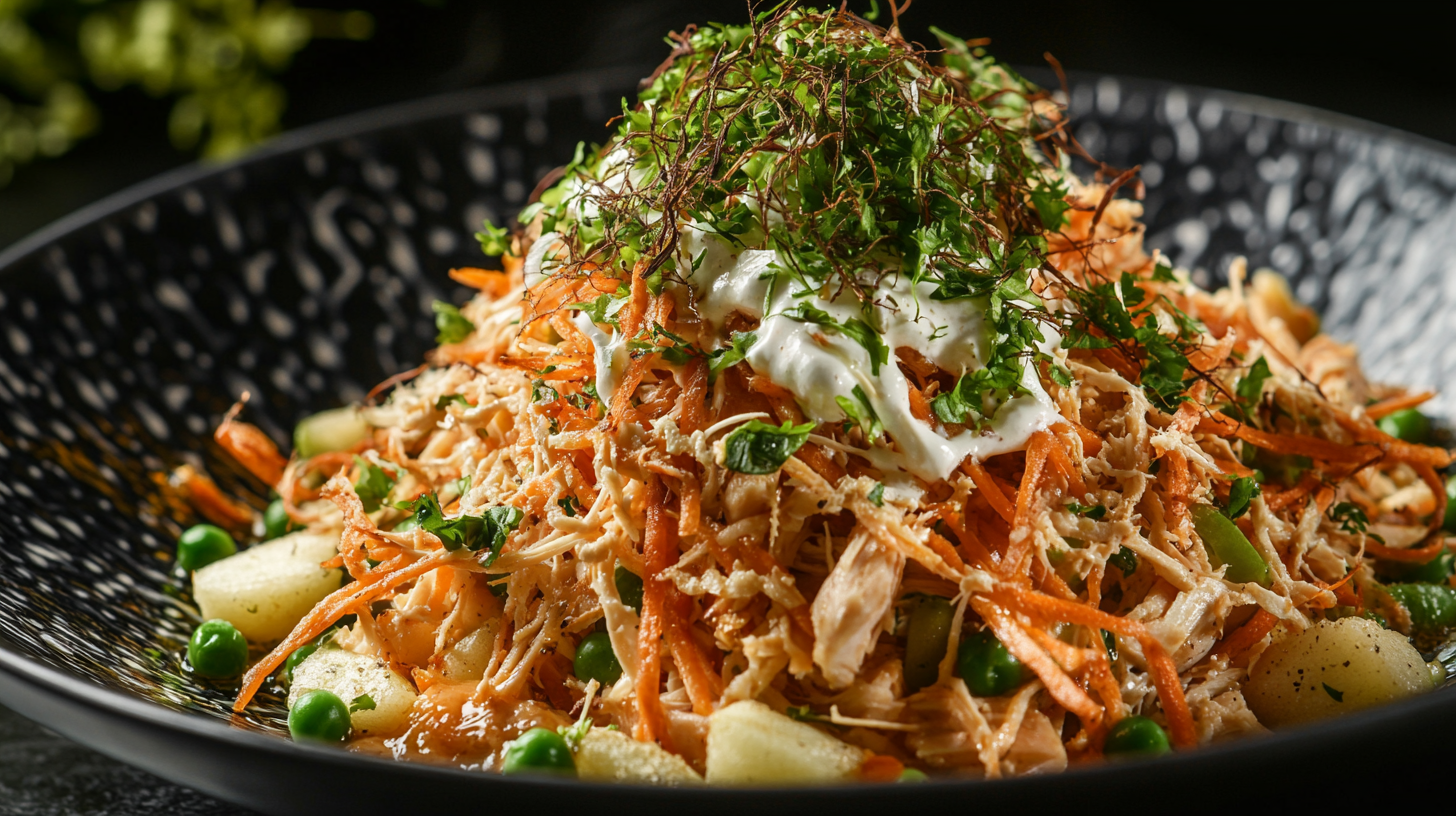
1, 69, 1455, 814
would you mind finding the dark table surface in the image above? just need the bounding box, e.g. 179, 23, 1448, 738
0, 703, 253, 816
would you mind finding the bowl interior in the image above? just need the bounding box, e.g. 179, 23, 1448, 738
1, 68, 1454, 744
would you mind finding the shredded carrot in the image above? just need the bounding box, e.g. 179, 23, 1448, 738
962, 459, 1015, 525
214, 401, 288, 485
858, 754, 905, 782
667, 621, 721, 716
975, 598, 1103, 729
449, 267, 514, 298
1366, 391, 1437, 420
171, 464, 254, 530
1068, 420, 1104, 457
1210, 609, 1278, 665
925, 531, 968, 574
1003, 430, 1053, 579
1043, 425, 1088, 498
635, 475, 676, 751
1366, 539, 1450, 563
988, 586, 1196, 748
234, 547, 460, 711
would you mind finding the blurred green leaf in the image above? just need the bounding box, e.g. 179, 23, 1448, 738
0, 0, 381, 183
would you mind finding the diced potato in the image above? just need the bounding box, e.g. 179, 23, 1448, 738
288, 647, 417, 737
1244, 616, 1432, 728
575, 728, 702, 785
293, 406, 370, 458
705, 700, 865, 785
192, 532, 343, 642
441, 621, 499, 682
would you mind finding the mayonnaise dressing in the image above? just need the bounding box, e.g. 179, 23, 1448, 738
685, 227, 1059, 482
565, 210, 1058, 482
573, 312, 629, 406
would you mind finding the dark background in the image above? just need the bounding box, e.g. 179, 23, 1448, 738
2, 0, 1453, 252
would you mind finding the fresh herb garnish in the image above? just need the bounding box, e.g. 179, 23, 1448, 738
435, 394, 470, 410
432, 300, 474, 344
708, 331, 756, 379
1064, 272, 1202, 413
531, 379, 559, 404
1065, 501, 1107, 520
868, 482, 886, 507
836, 385, 883, 438
353, 457, 397, 513
516, 8, 1079, 422
1328, 501, 1384, 543
395, 492, 524, 565
1108, 545, 1139, 576
785, 305, 888, 376
1223, 475, 1261, 521
476, 221, 510, 256
723, 419, 815, 475
349, 694, 377, 713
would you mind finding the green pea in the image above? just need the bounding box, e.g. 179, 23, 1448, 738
500, 728, 575, 776
898, 768, 929, 782
263, 499, 297, 540
904, 595, 954, 693
1385, 583, 1456, 635
615, 566, 644, 613
176, 524, 236, 571
187, 619, 248, 678
1191, 505, 1270, 586
573, 631, 623, 684
288, 689, 351, 743
1104, 715, 1170, 757
957, 630, 1023, 697
1377, 409, 1431, 443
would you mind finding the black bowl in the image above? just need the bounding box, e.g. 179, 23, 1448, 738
1, 68, 1454, 814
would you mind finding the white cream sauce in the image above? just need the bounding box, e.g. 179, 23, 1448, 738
683, 226, 1059, 482
562, 198, 1059, 482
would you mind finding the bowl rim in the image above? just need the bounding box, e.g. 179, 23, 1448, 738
2, 66, 1455, 802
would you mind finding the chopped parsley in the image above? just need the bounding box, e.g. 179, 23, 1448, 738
868, 482, 886, 507
395, 492, 524, 565
723, 419, 815, 475
432, 300, 475, 344
1108, 545, 1139, 576
513, 8, 1077, 419
1223, 476, 1261, 521
1328, 502, 1384, 543
349, 694, 377, 713
476, 221, 510, 256
531, 379, 559, 404
352, 457, 397, 513
435, 394, 471, 410
836, 385, 883, 439
1063, 273, 1204, 413
1065, 501, 1107, 520
708, 331, 756, 379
